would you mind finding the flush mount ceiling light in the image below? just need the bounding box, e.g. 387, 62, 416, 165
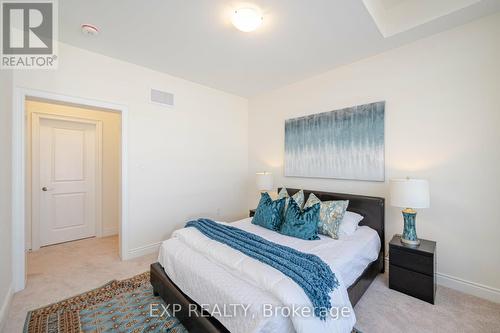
231, 8, 263, 32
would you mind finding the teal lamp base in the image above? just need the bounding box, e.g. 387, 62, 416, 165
401, 208, 420, 247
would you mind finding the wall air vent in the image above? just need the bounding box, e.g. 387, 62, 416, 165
150, 88, 174, 107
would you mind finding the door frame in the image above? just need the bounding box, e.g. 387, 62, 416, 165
12, 87, 129, 292
30, 113, 103, 251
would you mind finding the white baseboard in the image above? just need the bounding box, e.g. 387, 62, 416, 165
127, 241, 162, 259
102, 227, 119, 237
384, 256, 500, 303
0, 285, 14, 332
436, 272, 500, 303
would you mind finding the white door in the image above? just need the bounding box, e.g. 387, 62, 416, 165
36, 117, 98, 246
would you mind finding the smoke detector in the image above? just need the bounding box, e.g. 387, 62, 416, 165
81, 24, 99, 36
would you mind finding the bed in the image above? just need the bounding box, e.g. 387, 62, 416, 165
150, 188, 385, 333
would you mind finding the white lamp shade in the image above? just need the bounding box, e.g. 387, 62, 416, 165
390, 179, 430, 209
256, 172, 273, 191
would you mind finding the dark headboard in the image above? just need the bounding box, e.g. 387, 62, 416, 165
279, 188, 385, 257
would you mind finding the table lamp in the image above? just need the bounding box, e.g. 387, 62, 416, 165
390, 178, 430, 247
256, 172, 273, 192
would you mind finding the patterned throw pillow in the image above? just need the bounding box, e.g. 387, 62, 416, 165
278, 188, 305, 212
280, 198, 321, 240
304, 193, 349, 239
252, 192, 286, 231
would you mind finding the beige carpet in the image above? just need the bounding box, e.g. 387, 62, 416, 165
4, 236, 500, 332
4, 236, 156, 333
354, 273, 500, 333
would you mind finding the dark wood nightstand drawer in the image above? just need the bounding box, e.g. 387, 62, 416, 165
389, 264, 435, 304
390, 247, 433, 276
389, 235, 436, 304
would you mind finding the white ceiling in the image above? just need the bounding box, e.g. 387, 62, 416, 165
363, 0, 483, 37
59, 0, 500, 97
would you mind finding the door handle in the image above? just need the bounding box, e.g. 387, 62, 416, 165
42, 187, 51, 192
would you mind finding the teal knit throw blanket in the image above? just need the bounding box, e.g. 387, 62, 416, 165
185, 218, 339, 319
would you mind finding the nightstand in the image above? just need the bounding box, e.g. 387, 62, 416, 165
389, 235, 436, 304
249, 209, 256, 217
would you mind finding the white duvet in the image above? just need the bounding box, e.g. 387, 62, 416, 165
159, 218, 376, 333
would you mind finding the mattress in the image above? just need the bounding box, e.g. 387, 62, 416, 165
158, 217, 380, 333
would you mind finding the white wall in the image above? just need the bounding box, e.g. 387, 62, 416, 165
13, 42, 248, 257
248, 13, 500, 301
0, 70, 13, 330
25, 100, 122, 248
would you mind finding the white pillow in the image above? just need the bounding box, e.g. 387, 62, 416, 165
339, 211, 364, 236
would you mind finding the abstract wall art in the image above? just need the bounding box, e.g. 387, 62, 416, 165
284, 101, 385, 181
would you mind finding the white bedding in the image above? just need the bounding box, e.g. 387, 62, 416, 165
158, 217, 380, 333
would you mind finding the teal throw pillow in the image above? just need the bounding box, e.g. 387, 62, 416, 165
252, 192, 286, 231
279, 198, 320, 240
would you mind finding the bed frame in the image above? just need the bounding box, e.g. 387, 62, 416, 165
150, 188, 385, 333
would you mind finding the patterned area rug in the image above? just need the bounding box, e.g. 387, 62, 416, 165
24, 271, 362, 333
23, 272, 187, 333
